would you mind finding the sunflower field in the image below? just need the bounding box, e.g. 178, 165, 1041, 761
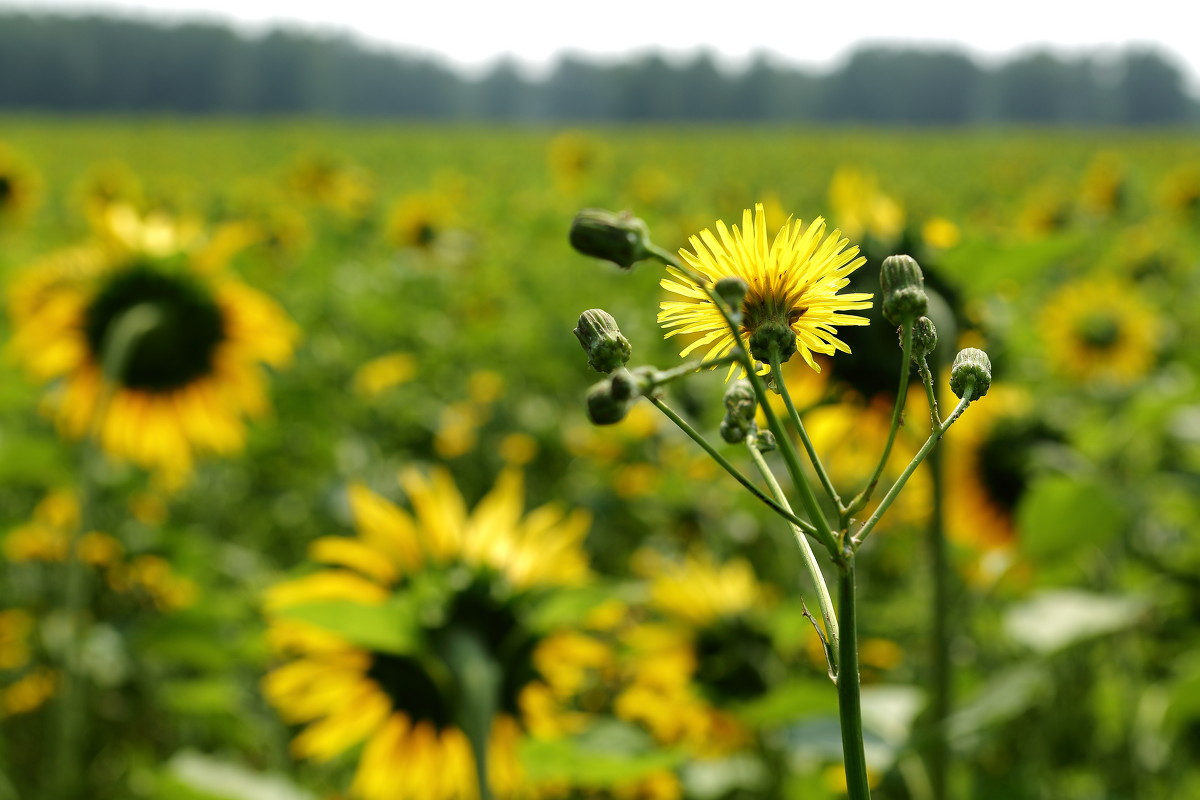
1, 117, 1200, 800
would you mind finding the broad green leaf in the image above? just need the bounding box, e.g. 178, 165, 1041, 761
946, 663, 1051, 746
732, 678, 839, 727
165, 751, 314, 800
519, 720, 686, 784
1004, 589, 1147, 654
1017, 475, 1128, 559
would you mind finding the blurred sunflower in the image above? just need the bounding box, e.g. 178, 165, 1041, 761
0, 609, 57, 718
1157, 163, 1200, 215
827, 166, 905, 245
1039, 278, 1160, 386
5, 203, 297, 484
618, 549, 779, 757
548, 131, 608, 195
0, 143, 42, 223
944, 387, 1059, 553
386, 191, 458, 250
659, 203, 872, 374
1078, 151, 1128, 219
263, 467, 596, 799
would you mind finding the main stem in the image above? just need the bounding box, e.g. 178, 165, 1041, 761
926, 439, 950, 800
838, 557, 872, 800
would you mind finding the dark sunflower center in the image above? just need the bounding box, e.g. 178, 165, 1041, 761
976, 417, 1059, 513
83, 263, 226, 392
1077, 312, 1121, 350
366, 653, 453, 729
0, 175, 12, 205
415, 222, 436, 247
694, 616, 775, 701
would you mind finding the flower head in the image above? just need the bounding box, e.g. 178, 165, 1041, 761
6, 204, 297, 484
263, 467, 594, 799
659, 204, 872, 374
1039, 278, 1160, 386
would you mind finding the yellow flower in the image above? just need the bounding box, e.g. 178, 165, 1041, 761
659, 203, 871, 374
1039, 278, 1160, 386
0, 609, 34, 670
4, 490, 78, 563
0, 143, 42, 223
353, 352, 417, 398
263, 467, 594, 799
2, 668, 57, 717
386, 192, 457, 250
6, 205, 298, 484
637, 549, 770, 629
827, 167, 905, 244
1079, 152, 1127, 218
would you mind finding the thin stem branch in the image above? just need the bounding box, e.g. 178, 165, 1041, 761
747, 438, 839, 675
770, 354, 841, 509
918, 357, 942, 431
648, 396, 817, 538
853, 391, 974, 549
648, 353, 739, 388
845, 321, 914, 519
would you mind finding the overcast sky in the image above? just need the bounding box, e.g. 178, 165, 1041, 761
10, 0, 1200, 90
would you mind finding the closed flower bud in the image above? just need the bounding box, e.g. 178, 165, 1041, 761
573, 308, 632, 373
719, 417, 753, 444
749, 320, 797, 364
714, 276, 749, 311
569, 208, 653, 270
754, 430, 777, 452
910, 315, 938, 361
723, 380, 757, 422
881, 254, 929, 325
586, 378, 634, 425
949, 347, 992, 401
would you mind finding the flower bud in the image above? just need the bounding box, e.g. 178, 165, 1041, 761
910, 315, 938, 362
573, 308, 632, 373
569, 209, 653, 270
586, 378, 634, 425
949, 347, 992, 401
880, 254, 929, 325
719, 417, 753, 444
749, 320, 796, 364
722, 380, 757, 422
714, 276, 749, 311
754, 430, 777, 452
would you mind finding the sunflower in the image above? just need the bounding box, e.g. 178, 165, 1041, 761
827, 167, 905, 245
5, 203, 297, 484
263, 466, 595, 800
1039, 278, 1160, 386
0, 143, 41, 223
659, 203, 872, 374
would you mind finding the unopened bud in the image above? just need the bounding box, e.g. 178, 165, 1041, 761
949, 348, 992, 401
719, 417, 753, 444
749, 320, 796, 364
754, 430, 777, 452
569, 209, 653, 270
881, 254, 929, 325
910, 316, 938, 362
714, 276, 749, 311
586, 378, 634, 425
723, 381, 757, 422
573, 309, 632, 373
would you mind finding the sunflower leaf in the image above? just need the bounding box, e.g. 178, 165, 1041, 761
277, 598, 420, 655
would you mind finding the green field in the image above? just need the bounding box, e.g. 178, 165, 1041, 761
2, 118, 1200, 800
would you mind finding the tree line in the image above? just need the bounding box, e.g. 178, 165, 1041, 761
0, 11, 1196, 124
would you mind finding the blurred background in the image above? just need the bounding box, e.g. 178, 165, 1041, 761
1, 2, 1199, 800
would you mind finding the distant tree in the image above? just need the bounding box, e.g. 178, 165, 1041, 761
823, 46, 981, 124
1117, 48, 1189, 125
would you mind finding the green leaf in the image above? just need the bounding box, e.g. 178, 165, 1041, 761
1017, 475, 1128, 559
278, 597, 419, 655
525, 581, 641, 632
164, 751, 314, 800
946, 664, 1051, 747
1003, 589, 1148, 654
731, 678, 839, 727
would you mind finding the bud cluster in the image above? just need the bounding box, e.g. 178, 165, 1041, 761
586, 367, 656, 425
720, 381, 758, 444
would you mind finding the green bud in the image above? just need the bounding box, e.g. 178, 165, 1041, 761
569, 208, 653, 270
723, 380, 757, 422
586, 378, 634, 425
608, 367, 641, 401
749, 320, 797, 364
754, 430, 777, 452
881, 254, 929, 325
714, 276, 749, 311
949, 347, 992, 401
719, 417, 753, 445
910, 315, 938, 362
573, 308, 632, 373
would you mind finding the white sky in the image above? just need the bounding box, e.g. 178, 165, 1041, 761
9, 0, 1200, 91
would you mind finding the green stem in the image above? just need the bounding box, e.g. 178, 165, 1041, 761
854, 391, 974, 549
770, 356, 840, 509
440, 628, 499, 800
647, 353, 739, 388
648, 396, 816, 536
838, 558, 872, 800
845, 321, 913, 520
918, 357, 942, 430
48, 303, 163, 800
746, 439, 839, 673
926, 433, 950, 800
